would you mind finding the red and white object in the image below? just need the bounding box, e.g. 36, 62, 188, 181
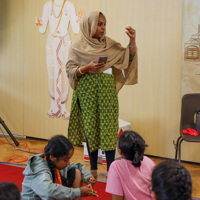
83, 119, 131, 164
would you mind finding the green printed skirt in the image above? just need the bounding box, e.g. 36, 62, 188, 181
68, 72, 119, 152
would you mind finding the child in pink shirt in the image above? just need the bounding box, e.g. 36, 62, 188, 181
106, 130, 155, 200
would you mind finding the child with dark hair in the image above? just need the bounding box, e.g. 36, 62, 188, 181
106, 130, 155, 200
152, 160, 192, 200
0, 182, 20, 200
21, 135, 97, 200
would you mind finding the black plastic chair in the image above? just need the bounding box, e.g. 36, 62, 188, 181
175, 93, 200, 163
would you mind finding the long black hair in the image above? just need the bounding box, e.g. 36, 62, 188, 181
152, 160, 192, 200
118, 130, 147, 167
44, 135, 74, 186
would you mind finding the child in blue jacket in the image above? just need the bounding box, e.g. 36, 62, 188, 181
21, 135, 97, 200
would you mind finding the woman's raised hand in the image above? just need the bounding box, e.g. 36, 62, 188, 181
80, 185, 98, 197
125, 26, 136, 42
87, 60, 105, 74
125, 26, 136, 53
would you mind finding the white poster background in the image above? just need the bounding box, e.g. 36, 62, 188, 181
182, 0, 200, 95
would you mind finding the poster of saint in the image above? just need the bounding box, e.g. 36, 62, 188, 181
35, 0, 83, 119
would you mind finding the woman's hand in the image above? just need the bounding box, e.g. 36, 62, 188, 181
77, 60, 105, 76
125, 26, 136, 43
125, 26, 136, 53
87, 60, 105, 74
80, 185, 98, 197
88, 176, 96, 186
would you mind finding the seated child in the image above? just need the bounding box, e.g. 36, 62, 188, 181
152, 160, 192, 200
106, 130, 155, 200
21, 135, 97, 200
0, 182, 20, 200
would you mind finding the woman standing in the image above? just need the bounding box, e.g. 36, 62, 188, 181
66, 11, 138, 176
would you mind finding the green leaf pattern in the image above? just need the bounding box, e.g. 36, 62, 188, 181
68, 72, 119, 152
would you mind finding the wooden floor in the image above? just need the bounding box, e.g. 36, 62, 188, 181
0, 135, 200, 197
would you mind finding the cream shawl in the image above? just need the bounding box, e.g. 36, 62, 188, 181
66, 11, 138, 92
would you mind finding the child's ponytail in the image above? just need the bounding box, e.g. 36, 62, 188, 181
45, 154, 56, 182
118, 131, 147, 167
132, 150, 143, 167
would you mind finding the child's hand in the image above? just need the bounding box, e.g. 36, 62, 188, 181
80, 185, 98, 197
88, 176, 96, 186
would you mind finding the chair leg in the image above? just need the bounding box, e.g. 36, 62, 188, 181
174, 136, 182, 161
178, 138, 183, 163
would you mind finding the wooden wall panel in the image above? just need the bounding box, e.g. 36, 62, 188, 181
115, 0, 182, 158
1, 0, 200, 162
106, 0, 200, 162
0, 0, 24, 135
23, 0, 65, 139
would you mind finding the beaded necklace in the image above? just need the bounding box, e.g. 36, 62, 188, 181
52, 0, 66, 19
53, 0, 63, 7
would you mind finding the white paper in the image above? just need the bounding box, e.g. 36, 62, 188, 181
122, 70, 125, 78
103, 68, 112, 75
